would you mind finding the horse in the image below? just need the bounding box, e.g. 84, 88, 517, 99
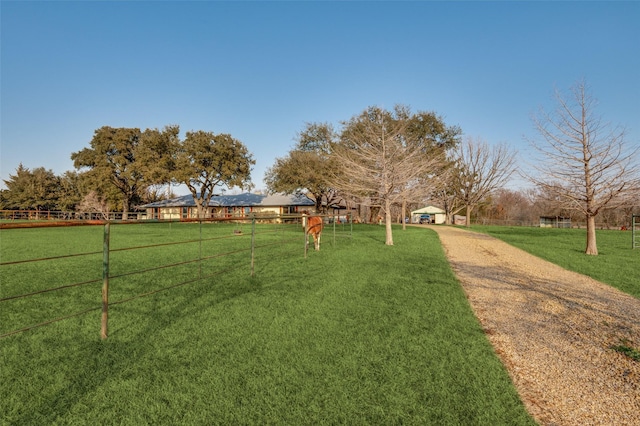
302, 212, 323, 251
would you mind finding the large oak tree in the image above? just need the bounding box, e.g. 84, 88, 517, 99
173, 131, 254, 218
72, 126, 178, 219
264, 123, 340, 212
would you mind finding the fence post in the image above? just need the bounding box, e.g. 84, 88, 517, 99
251, 217, 256, 276
101, 222, 110, 340
633, 214, 638, 249
333, 214, 336, 246
350, 213, 353, 238
199, 218, 203, 278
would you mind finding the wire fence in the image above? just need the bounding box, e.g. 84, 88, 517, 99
473, 217, 636, 230
0, 214, 352, 340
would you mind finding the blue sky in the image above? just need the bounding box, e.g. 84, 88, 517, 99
2, 1, 639, 194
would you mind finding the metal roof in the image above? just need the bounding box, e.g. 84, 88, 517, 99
411, 205, 446, 215
139, 192, 315, 208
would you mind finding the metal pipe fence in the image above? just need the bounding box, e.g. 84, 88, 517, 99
0, 214, 352, 340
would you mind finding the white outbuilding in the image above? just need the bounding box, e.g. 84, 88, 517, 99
410, 206, 446, 224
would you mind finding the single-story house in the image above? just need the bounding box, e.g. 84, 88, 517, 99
410, 206, 446, 224
139, 192, 315, 221
305, 194, 358, 221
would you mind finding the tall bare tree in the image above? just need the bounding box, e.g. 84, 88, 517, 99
528, 80, 640, 255
396, 106, 461, 228
452, 137, 517, 227
76, 191, 111, 220
429, 163, 465, 225
330, 106, 447, 245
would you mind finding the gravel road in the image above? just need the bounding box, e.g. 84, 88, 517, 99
430, 225, 640, 426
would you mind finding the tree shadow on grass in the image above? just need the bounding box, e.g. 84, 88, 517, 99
5, 264, 280, 425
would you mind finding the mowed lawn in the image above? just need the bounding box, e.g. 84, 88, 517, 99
471, 225, 640, 299
0, 223, 535, 425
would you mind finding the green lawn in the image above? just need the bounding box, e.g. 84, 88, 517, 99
0, 223, 534, 425
470, 225, 640, 299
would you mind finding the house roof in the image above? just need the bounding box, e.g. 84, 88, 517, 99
139, 192, 315, 208
411, 205, 445, 215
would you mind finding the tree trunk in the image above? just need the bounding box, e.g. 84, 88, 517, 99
585, 215, 598, 255
122, 198, 129, 220
384, 199, 394, 245
194, 199, 205, 219
443, 197, 453, 225
314, 193, 323, 213
465, 205, 473, 227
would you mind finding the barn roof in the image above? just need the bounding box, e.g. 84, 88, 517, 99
139, 192, 314, 208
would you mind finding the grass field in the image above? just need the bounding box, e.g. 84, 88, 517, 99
0, 223, 535, 425
471, 225, 640, 299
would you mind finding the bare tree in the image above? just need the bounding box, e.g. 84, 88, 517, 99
528, 80, 640, 255
330, 106, 447, 245
430, 164, 465, 224
76, 191, 110, 220
486, 188, 534, 225
452, 137, 517, 227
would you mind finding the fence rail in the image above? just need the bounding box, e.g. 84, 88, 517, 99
0, 209, 145, 222
0, 214, 352, 340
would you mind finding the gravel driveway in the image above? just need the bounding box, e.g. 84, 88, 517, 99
430, 225, 640, 426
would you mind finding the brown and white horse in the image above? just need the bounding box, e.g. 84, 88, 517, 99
302, 213, 323, 251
